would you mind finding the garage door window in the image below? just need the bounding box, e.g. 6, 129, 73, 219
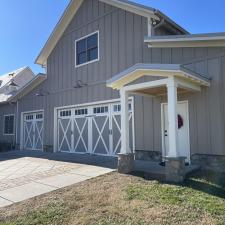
75, 108, 88, 116
93, 106, 108, 114
60, 110, 71, 117
4, 115, 14, 135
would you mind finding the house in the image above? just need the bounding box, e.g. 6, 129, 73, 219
0, 67, 35, 148
1, 0, 225, 181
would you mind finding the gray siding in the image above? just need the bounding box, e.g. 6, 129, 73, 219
4, 0, 225, 157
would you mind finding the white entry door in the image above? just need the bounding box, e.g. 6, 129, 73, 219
57, 101, 134, 156
23, 112, 44, 151
162, 101, 190, 162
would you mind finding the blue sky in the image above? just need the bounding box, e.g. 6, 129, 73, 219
0, 0, 224, 75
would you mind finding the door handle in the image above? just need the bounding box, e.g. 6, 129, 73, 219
164, 130, 168, 137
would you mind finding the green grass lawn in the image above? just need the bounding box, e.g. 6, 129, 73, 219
0, 171, 224, 225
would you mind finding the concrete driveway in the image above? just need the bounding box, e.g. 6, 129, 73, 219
0, 150, 116, 207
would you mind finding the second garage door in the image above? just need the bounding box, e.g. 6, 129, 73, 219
57, 101, 134, 156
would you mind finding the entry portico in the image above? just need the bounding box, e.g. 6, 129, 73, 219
107, 63, 210, 182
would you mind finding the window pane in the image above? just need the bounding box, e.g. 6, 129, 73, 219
87, 47, 98, 61
76, 39, 86, 53
4, 115, 14, 134
77, 52, 87, 65
87, 33, 98, 49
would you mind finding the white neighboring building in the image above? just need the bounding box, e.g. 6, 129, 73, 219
0, 67, 35, 103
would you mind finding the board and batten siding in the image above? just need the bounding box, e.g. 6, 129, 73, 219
14, 0, 225, 156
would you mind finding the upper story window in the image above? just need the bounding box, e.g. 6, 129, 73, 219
75, 31, 99, 67
4, 115, 14, 135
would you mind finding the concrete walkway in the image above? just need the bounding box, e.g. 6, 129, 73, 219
0, 150, 116, 207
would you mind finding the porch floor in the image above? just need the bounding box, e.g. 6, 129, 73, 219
134, 160, 200, 180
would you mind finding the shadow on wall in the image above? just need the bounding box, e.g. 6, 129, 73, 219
0, 142, 15, 152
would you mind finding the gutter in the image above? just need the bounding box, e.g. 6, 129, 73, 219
153, 10, 189, 35
15, 100, 19, 148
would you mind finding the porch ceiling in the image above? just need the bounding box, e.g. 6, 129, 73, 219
107, 63, 210, 90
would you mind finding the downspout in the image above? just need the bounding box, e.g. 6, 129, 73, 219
15, 100, 19, 149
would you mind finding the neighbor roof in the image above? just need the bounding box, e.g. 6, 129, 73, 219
0, 67, 27, 89
144, 32, 225, 48
107, 63, 210, 89
35, 0, 188, 66
7, 73, 47, 103
0, 67, 35, 104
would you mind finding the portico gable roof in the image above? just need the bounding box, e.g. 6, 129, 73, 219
107, 63, 210, 90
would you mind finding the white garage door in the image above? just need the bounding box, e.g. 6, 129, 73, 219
57, 101, 134, 156
23, 112, 44, 151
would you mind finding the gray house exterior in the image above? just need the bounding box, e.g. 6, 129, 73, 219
1, 0, 225, 175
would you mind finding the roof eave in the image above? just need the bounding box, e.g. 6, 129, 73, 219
107, 64, 210, 90
8, 74, 47, 102
154, 10, 189, 35
144, 35, 225, 48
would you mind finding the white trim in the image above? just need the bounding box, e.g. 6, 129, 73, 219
131, 97, 136, 152
3, 114, 15, 136
145, 35, 225, 43
176, 78, 201, 92
145, 38, 225, 48
54, 99, 121, 111
147, 17, 152, 37
161, 100, 190, 163
20, 109, 44, 151
99, 0, 159, 20
75, 30, 100, 68
120, 89, 131, 154
123, 78, 169, 92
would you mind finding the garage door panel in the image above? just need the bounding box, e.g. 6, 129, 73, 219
92, 116, 110, 155
58, 119, 71, 152
112, 115, 121, 155
24, 122, 33, 149
34, 121, 43, 150
73, 118, 88, 153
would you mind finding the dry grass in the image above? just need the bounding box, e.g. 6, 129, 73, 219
0, 171, 224, 225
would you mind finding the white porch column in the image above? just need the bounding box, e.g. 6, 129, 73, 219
167, 78, 179, 158
120, 88, 131, 154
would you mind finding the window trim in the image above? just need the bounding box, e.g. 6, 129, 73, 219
3, 114, 15, 136
75, 30, 100, 68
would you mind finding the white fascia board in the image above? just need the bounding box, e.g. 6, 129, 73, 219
107, 67, 210, 90
146, 36, 225, 43
8, 75, 47, 102
145, 36, 225, 48
99, 0, 159, 20
123, 78, 169, 92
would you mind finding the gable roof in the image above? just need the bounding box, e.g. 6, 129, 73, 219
7, 73, 47, 103
107, 63, 210, 89
0, 67, 27, 89
35, 0, 188, 67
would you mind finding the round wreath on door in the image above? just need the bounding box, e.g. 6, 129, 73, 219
178, 114, 184, 129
